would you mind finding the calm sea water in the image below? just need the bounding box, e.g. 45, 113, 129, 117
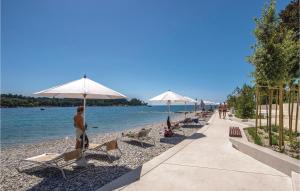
1, 105, 198, 148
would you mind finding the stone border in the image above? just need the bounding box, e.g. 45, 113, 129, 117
292, 171, 300, 191
230, 138, 300, 176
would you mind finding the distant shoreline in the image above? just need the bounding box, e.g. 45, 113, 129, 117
1, 93, 148, 108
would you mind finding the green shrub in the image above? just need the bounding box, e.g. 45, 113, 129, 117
290, 138, 300, 151
292, 155, 300, 160
272, 125, 279, 133
271, 135, 278, 145
247, 127, 262, 145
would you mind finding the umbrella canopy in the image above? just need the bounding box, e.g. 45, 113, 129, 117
183, 96, 197, 103
34, 76, 126, 99
149, 90, 187, 102
203, 100, 219, 105
150, 90, 187, 116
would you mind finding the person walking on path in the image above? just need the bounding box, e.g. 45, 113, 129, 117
218, 103, 223, 119
222, 102, 227, 119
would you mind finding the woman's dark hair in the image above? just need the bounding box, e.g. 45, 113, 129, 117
77, 106, 84, 113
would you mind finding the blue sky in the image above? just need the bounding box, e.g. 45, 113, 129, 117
1, 0, 290, 102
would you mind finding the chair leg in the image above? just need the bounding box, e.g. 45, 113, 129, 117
16, 160, 23, 172
106, 151, 112, 162
118, 148, 122, 156
54, 162, 67, 179
59, 168, 67, 179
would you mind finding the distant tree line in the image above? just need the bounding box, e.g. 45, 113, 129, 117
0, 94, 147, 108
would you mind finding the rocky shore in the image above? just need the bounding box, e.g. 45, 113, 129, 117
0, 114, 209, 191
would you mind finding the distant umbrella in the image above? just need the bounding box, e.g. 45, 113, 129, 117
150, 90, 187, 117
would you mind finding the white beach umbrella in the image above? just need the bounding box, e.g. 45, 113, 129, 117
203, 100, 219, 105
183, 96, 197, 103
149, 90, 187, 116
34, 75, 126, 165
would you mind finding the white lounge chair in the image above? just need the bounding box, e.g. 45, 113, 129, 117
122, 129, 155, 147
88, 139, 122, 161
170, 122, 185, 136
17, 149, 82, 179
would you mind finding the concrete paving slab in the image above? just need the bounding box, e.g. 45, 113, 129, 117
123, 163, 292, 191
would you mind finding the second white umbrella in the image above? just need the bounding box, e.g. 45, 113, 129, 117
150, 90, 187, 116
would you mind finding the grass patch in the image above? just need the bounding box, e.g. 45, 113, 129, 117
292, 155, 300, 160
271, 135, 278, 145
246, 127, 262, 145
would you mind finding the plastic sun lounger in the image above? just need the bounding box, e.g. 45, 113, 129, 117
88, 139, 122, 161
182, 122, 204, 128
17, 149, 82, 179
122, 129, 156, 147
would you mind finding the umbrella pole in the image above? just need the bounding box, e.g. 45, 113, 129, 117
83, 96, 86, 151
185, 102, 187, 118
168, 101, 171, 118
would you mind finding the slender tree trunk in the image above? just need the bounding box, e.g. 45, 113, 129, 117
295, 90, 299, 133
279, 85, 284, 150
259, 99, 262, 129
275, 89, 278, 127
266, 94, 269, 129
255, 88, 259, 136
290, 88, 294, 138
269, 89, 273, 146
288, 85, 292, 137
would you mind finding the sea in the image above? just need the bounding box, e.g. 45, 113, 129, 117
1, 105, 212, 148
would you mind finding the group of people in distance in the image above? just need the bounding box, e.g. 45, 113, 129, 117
218, 102, 228, 119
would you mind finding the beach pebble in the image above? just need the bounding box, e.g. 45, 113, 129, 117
1, 114, 209, 191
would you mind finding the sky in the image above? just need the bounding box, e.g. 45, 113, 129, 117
1, 0, 291, 103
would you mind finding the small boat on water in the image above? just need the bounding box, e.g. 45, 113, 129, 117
40, 108, 45, 111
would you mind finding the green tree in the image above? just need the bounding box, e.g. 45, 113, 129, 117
235, 84, 256, 119
248, 0, 288, 146
279, 0, 299, 39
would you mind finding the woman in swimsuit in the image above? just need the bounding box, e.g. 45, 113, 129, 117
218, 104, 223, 119
223, 102, 227, 119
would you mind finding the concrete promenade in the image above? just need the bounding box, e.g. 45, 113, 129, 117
114, 113, 293, 191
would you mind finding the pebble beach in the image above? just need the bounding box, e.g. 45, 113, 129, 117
0, 113, 209, 191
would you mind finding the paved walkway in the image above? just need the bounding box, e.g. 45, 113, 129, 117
118, 113, 293, 191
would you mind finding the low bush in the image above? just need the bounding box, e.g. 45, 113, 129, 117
247, 127, 262, 145
271, 135, 278, 145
